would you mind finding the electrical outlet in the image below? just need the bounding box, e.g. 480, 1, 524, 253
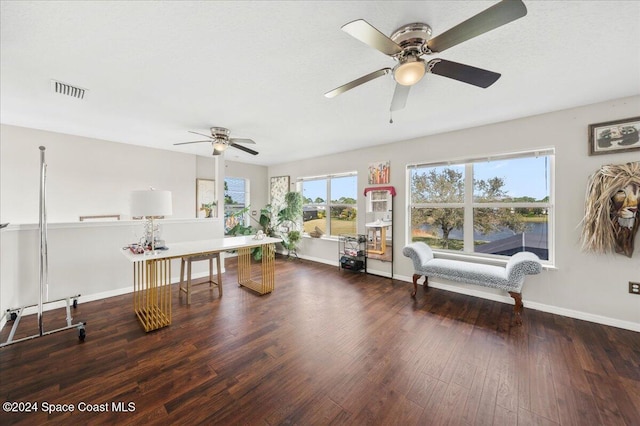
630, 282, 640, 295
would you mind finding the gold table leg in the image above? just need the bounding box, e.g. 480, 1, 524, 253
133, 259, 172, 332
237, 243, 276, 295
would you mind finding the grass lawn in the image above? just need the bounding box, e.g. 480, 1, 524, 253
522, 215, 548, 223
304, 218, 356, 236
411, 236, 464, 251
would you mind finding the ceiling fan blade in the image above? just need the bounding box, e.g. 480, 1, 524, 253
390, 83, 411, 112
428, 59, 500, 88
173, 140, 211, 146
229, 138, 256, 145
325, 68, 391, 98
342, 19, 403, 56
188, 130, 214, 139
230, 142, 259, 156
427, 0, 527, 53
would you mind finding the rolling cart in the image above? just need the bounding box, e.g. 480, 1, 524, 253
0, 146, 86, 348
1, 295, 85, 347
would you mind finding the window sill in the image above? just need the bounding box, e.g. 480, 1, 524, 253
303, 234, 339, 242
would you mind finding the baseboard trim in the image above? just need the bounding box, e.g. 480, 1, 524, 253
366, 269, 393, 278
394, 274, 640, 332
3, 286, 134, 321
0, 269, 226, 330
292, 252, 339, 267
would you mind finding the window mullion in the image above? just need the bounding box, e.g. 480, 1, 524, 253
326, 178, 331, 235
471, 202, 552, 209
463, 164, 474, 252
412, 202, 465, 209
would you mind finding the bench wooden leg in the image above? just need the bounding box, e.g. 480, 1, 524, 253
411, 274, 419, 297
411, 274, 428, 297
509, 292, 523, 326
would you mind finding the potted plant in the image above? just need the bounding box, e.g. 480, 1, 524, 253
277, 191, 303, 258
200, 201, 217, 218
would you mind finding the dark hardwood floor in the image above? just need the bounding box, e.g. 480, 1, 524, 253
1, 256, 639, 425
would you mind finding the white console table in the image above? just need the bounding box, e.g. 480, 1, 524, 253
121, 236, 281, 332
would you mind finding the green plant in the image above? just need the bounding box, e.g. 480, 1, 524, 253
278, 192, 303, 258
225, 206, 266, 261
232, 192, 303, 260
200, 201, 217, 218
282, 230, 301, 252
258, 204, 277, 237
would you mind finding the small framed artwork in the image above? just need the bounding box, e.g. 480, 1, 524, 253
368, 161, 390, 184
270, 176, 290, 209
588, 116, 640, 156
196, 178, 216, 218
79, 214, 120, 222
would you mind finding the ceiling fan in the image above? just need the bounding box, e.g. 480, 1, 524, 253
174, 127, 258, 156
325, 0, 527, 115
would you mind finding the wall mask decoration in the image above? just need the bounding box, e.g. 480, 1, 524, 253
580, 162, 640, 257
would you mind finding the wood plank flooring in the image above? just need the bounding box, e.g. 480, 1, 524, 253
1, 256, 639, 425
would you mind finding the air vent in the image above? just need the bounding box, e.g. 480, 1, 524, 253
50, 80, 87, 99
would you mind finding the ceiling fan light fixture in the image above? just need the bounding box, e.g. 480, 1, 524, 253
394, 57, 425, 86
213, 140, 228, 151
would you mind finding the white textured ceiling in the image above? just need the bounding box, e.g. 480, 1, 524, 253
1, 1, 639, 166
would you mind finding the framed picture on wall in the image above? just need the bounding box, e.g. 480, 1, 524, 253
196, 178, 216, 218
588, 116, 640, 156
270, 176, 289, 209
368, 161, 390, 184
79, 214, 120, 222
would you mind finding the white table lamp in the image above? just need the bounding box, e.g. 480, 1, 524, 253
131, 189, 172, 252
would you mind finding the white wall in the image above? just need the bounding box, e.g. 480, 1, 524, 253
0, 125, 226, 325
269, 96, 640, 331
0, 125, 201, 223
0, 220, 223, 322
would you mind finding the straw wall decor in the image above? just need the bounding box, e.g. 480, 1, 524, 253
580, 161, 640, 258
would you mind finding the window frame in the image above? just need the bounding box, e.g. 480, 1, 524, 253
224, 176, 250, 234
407, 149, 555, 265
299, 171, 358, 238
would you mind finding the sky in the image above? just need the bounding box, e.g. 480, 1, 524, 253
469, 156, 549, 200
302, 175, 357, 202
301, 156, 550, 204
410, 156, 550, 201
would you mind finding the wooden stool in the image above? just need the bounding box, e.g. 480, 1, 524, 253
179, 252, 222, 304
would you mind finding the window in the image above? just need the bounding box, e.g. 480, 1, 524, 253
300, 172, 357, 237
408, 150, 553, 261
224, 177, 249, 234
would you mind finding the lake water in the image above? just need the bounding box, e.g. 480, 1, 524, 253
419, 222, 548, 242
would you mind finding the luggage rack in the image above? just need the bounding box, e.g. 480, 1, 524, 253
0, 146, 86, 348
1, 295, 86, 348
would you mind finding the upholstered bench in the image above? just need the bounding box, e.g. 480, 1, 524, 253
402, 242, 542, 325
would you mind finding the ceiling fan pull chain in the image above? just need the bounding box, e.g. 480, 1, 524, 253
389, 111, 394, 124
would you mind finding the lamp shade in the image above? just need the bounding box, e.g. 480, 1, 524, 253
130, 190, 173, 217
